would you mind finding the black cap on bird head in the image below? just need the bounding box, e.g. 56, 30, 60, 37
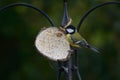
65, 25, 76, 34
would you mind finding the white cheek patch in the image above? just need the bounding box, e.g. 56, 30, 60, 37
66, 28, 74, 33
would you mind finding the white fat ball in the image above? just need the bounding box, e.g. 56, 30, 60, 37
35, 27, 71, 61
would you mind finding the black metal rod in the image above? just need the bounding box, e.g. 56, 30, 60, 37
0, 3, 55, 26
77, 1, 120, 31
60, 0, 73, 79
67, 57, 72, 80
63, 59, 72, 80
57, 61, 62, 80
64, 0, 68, 3
60, 0, 74, 80
74, 50, 82, 80
61, 0, 69, 27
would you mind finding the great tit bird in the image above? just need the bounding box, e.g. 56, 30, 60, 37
60, 19, 99, 53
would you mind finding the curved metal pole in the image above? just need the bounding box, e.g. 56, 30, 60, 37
0, 3, 55, 26
77, 1, 120, 32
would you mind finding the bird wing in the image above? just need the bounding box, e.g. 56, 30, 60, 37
71, 32, 83, 42
66, 34, 80, 48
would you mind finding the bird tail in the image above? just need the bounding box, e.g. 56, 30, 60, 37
76, 39, 100, 53
86, 44, 100, 53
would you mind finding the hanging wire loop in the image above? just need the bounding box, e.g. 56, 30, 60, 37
77, 1, 120, 32
0, 3, 55, 26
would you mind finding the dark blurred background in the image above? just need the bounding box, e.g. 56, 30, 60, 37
0, 0, 120, 80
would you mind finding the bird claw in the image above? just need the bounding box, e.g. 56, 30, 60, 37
61, 66, 69, 73
68, 49, 74, 53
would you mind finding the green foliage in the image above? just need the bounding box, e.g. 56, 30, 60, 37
0, 0, 120, 80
